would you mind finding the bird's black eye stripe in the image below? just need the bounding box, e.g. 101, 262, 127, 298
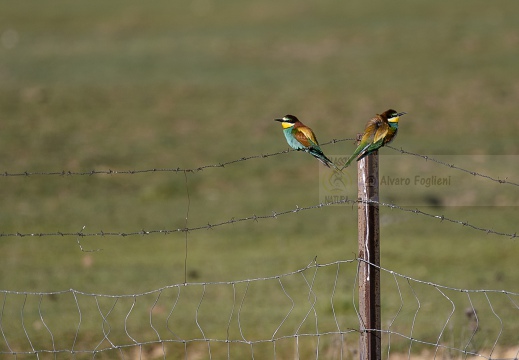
283, 115, 298, 123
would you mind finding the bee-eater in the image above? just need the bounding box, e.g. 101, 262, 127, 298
275, 114, 341, 172
343, 109, 406, 168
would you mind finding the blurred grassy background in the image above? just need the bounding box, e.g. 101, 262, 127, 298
1, 0, 518, 358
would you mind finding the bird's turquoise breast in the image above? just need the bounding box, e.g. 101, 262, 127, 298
283, 128, 305, 150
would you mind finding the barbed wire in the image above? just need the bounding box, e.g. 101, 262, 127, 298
1, 138, 516, 191
368, 199, 518, 239
0, 198, 516, 241
387, 145, 519, 187
0, 199, 356, 240
0, 138, 353, 177
1, 139, 517, 245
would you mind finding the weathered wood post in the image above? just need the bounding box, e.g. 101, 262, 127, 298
357, 133, 381, 360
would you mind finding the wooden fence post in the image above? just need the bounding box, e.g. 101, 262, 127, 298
357, 133, 381, 360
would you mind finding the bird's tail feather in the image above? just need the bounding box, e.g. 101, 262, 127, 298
342, 155, 356, 169
341, 143, 371, 170
309, 148, 343, 174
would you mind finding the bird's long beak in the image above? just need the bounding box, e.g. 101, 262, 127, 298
397, 112, 407, 117
274, 118, 284, 122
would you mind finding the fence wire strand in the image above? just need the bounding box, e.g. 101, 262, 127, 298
0, 198, 516, 241
387, 145, 519, 187
1, 139, 516, 189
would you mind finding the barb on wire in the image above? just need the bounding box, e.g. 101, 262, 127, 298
387, 145, 519, 187
1, 198, 516, 240
0, 138, 354, 177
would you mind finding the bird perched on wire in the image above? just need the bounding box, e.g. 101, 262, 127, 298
275, 114, 341, 172
343, 109, 406, 168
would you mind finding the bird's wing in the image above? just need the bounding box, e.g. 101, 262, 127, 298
372, 121, 389, 144
352, 116, 385, 159
359, 125, 375, 145
358, 118, 390, 160
359, 116, 382, 147
344, 127, 374, 167
343, 115, 387, 168
293, 126, 319, 148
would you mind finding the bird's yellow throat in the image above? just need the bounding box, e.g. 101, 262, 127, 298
281, 122, 295, 129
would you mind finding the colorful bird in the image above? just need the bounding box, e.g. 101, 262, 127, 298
343, 109, 406, 168
275, 114, 341, 172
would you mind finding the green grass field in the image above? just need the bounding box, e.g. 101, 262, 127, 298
1, 1, 519, 358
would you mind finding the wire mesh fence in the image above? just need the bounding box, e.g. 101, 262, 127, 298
1, 144, 518, 359
1, 259, 518, 359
